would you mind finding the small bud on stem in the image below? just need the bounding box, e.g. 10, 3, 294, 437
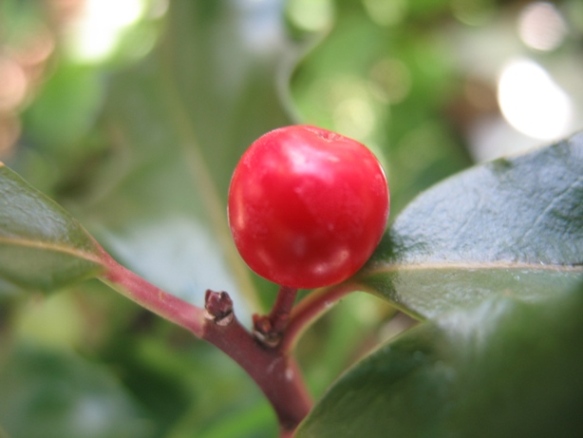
204, 290, 234, 326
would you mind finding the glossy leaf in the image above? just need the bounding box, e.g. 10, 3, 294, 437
360, 133, 583, 318
0, 163, 104, 294
297, 282, 583, 438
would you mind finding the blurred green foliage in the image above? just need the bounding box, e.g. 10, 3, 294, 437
0, 0, 582, 436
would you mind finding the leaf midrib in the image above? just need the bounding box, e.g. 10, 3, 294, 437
0, 235, 102, 264
364, 261, 583, 275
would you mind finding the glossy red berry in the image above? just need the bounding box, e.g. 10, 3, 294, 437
228, 125, 389, 289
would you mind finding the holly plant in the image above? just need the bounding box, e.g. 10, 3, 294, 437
1, 1, 583, 438
2, 124, 583, 436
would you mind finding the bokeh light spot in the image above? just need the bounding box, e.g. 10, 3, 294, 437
451, 0, 495, 26
0, 57, 28, 111
362, 0, 407, 27
497, 58, 573, 140
287, 0, 334, 32
369, 58, 411, 104
518, 2, 568, 51
66, 0, 146, 62
333, 97, 376, 140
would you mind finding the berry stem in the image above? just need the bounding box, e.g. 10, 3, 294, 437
281, 281, 362, 353
253, 286, 299, 347
269, 286, 299, 333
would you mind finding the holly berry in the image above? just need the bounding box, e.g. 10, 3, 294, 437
228, 125, 389, 289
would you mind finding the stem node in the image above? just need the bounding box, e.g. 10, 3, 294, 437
253, 286, 298, 348
253, 314, 283, 348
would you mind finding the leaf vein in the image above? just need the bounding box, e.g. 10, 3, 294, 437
365, 261, 583, 275
518, 174, 583, 245
0, 235, 102, 265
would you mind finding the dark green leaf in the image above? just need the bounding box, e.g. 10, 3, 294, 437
361, 133, 583, 318
297, 282, 583, 438
0, 164, 104, 294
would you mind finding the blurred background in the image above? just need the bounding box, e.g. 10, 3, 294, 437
0, 0, 582, 437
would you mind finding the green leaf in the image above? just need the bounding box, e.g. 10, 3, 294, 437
169, 399, 277, 438
80, 0, 294, 312
24, 63, 104, 155
0, 163, 104, 294
0, 343, 153, 438
361, 133, 583, 318
296, 282, 583, 438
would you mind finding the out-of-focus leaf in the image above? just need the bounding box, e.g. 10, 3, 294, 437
81, 0, 294, 313
24, 63, 104, 155
0, 343, 153, 438
0, 163, 104, 295
359, 133, 583, 318
299, 293, 398, 397
116, 328, 277, 438
297, 281, 583, 438
0, 0, 42, 46
169, 397, 276, 438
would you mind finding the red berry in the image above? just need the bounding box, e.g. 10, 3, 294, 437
228, 125, 389, 289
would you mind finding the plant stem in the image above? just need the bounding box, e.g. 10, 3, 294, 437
204, 291, 312, 434
281, 282, 361, 353
99, 251, 311, 434
100, 249, 368, 435
269, 286, 299, 334
101, 252, 205, 336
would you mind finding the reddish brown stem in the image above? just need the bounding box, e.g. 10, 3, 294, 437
99, 251, 311, 435
269, 286, 299, 333
101, 252, 205, 335
204, 290, 311, 434
281, 282, 362, 353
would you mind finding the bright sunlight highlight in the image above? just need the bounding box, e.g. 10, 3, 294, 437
67, 0, 146, 62
497, 59, 573, 141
